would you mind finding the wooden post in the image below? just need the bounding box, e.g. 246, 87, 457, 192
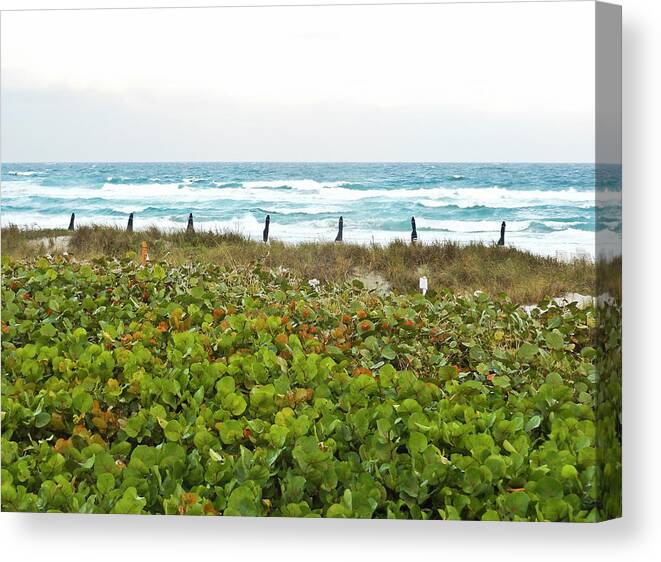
411, 216, 418, 244
127, 212, 134, 233
498, 221, 506, 246
335, 216, 343, 242
68, 213, 75, 231
140, 241, 149, 266
263, 215, 270, 243
186, 213, 194, 234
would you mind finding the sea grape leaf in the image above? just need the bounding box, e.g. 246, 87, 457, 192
517, 343, 539, 362
525, 415, 542, 432
544, 330, 565, 350
164, 420, 182, 442
224, 485, 261, 517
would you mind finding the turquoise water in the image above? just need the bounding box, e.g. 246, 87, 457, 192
1, 162, 621, 257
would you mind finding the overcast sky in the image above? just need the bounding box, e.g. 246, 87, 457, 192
1, 2, 595, 162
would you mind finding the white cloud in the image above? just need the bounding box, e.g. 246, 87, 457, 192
1, 2, 595, 161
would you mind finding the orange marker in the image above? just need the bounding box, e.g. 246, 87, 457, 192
140, 241, 149, 266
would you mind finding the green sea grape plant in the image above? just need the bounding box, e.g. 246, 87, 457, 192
0, 255, 621, 520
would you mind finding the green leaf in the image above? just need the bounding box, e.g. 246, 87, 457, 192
503, 440, 517, 454
267, 424, 290, 448
560, 465, 578, 480
218, 420, 244, 445
503, 491, 530, 517
407, 431, 428, 455
484, 454, 507, 479
123, 415, 144, 438
438, 365, 459, 381
544, 330, 564, 350
94, 452, 118, 476
250, 384, 276, 415
381, 346, 396, 361
517, 343, 539, 362
164, 420, 182, 442
79, 455, 96, 469
34, 412, 51, 428
39, 323, 57, 339
97, 473, 115, 495
525, 415, 542, 432
492, 375, 511, 389
532, 477, 563, 500
223, 392, 247, 416
225, 485, 261, 517
111, 487, 146, 514
72, 390, 93, 414
293, 436, 331, 473
481, 509, 500, 521
216, 376, 235, 397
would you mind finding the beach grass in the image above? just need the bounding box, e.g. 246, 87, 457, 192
1, 224, 602, 303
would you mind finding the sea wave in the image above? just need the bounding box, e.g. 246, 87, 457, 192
415, 186, 601, 209
411, 218, 585, 233
5, 170, 44, 177
241, 179, 351, 190
256, 206, 344, 216
1, 181, 607, 209
525, 221, 560, 233
0, 162, 620, 260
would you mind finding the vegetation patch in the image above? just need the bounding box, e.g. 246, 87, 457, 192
1, 256, 620, 520
1, 225, 599, 304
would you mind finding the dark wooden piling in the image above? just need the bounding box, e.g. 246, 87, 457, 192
411, 216, 418, 244
186, 213, 194, 234
68, 213, 75, 231
263, 215, 270, 243
335, 216, 343, 242
127, 212, 134, 233
498, 221, 506, 246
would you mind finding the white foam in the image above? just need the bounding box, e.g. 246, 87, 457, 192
415, 218, 531, 233
0, 179, 609, 212
5, 171, 44, 177
262, 206, 343, 216
1, 177, 620, 260
242, 179, 350, 190
415, 186, 599, 209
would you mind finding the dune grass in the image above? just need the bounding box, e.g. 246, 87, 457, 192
1, 224, 603, 303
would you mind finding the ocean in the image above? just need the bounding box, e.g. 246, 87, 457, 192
1, 162, 621, 258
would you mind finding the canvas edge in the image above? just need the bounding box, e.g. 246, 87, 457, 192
595, 0, 622, 522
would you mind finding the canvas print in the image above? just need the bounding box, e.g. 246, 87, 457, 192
0, 1, 621, 521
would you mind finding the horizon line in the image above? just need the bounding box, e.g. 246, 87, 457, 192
1, 160, 601, 165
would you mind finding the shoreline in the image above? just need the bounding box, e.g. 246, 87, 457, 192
0, 220, 608, 262
1, 224, 612, 305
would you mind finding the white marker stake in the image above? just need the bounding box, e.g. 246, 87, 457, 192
419, 276, 428, 296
